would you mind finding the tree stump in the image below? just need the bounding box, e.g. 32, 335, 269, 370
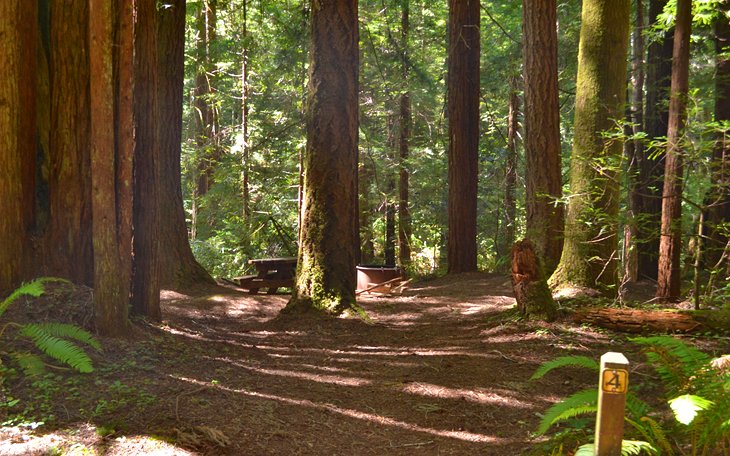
511, 240, 558, 321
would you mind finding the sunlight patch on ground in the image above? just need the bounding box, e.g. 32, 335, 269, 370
172, 376, 511, 444
212, 356, 373, 387
400, 382, 533, 408
160, 290, 191, 300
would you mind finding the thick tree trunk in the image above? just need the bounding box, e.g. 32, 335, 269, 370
705, 1, 730, 270
47, 0, 93, 285
157, 0, 215, 290
131, 0, 161, 320
637, 0, 673, 280
89, 0, 129, 336
447, 0, 480, 274
398, 0, 412, 268
549, 0, 631, 294
656, 0, 692, 302
511, 240, 558, 321
0, 1, 26, 293
286, 0, 359, 315
522, 0, 564, 275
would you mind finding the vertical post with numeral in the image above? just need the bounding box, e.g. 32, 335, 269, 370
595, 352, 629, 456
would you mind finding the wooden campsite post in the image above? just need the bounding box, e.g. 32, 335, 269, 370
595, 352, 629, 456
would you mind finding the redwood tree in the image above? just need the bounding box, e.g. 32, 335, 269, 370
447, 0, 480, 274
550, 0, 631, 293
286, 0, 359, 314
656, 0, 692, 302
157, 0, 215, 289
398, 0, 412, 267
522, 0, 564, 275
0, 1, 27, 293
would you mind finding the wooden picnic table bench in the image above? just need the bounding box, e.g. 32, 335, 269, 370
235, 257, 297, 294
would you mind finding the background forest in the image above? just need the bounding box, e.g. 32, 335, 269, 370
183, 0, 728, 307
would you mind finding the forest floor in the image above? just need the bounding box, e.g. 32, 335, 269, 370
0, 273, 724, 455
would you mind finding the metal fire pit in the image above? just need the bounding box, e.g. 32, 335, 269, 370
356, 265, 402, 294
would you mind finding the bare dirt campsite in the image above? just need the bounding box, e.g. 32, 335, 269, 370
5, 274, 719, 456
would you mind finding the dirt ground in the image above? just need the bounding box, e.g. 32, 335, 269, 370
0, 273, 719, 455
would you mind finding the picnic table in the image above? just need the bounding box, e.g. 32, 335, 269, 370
234, 257, 297, 294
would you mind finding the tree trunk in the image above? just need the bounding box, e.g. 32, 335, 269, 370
511, 240, 558, 321
447, 0, 480, 274
0, 1, 27, 293
157, 0, 215, 290
359, 159, 376, 264
47, 0, 93, 285
89, 0, 129, 336
385, 117, 397, 267
637, 0, 673, 280
131, 0, 161, 320
241, 0, 251, 221
624, 0, 645, 283
398, 0, 412, 268
522, 0, 564, 275
549, 0, 631, 294
286, 0, 359, 315
500, 78, 519, 265
656, 0, 692, 302
705, 0, 730, 270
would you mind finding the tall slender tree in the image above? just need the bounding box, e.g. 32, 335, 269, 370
286, 0, 359, 314
550, 0, 631, 293
656, 0, 692, 302
522, 0, 564, 275
398, 0, 412, 267
637, 0, 673, 279
447, 0, 480, 274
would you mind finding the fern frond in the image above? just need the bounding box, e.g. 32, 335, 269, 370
636, 416, 674, 456
537, 388, 597, 435
19, 324, 94, 373
626, 394, 650, 420
669, 394, 714, 425
12, 352, 46, 377
33, 323, 101, 352
574, 441, 657, 456
575, 443, 595, 456
530, 356, 599, 381
0, 277, 68, 318
631, 336, 711, 394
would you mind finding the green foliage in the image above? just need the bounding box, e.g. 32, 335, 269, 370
575, 440, 657, 456
536, 389, 598, 436
530, 356, 599, 381
1, 279, 101, 379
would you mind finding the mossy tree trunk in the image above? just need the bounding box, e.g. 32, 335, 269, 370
157, 0, 215, 290
656, 0, 692, 302
549, 0, 631, 294
286, 0, 359, 315
522, 0, 564, 275
511, 240, 558, 321
447, 0, 480, 274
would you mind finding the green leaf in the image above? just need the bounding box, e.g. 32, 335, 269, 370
575, 443, 595, 456
19, 324, 94, 373
668, 394, 714, 425
33, 323, 101, 352
12, 352, 46, 377
530, 356, 599, 381
575, 440, 657, 456
0, 278, 69, 318
536, 388, 597, 435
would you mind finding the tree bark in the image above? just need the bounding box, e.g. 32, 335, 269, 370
131, 0, 161, 320
89, 0, 129, 336
549, 0, 631, 294
359, 159, 376, 264
511, 240, 558, 321
656, 0, 692, 302
47, 0, 93, 285
286, 0, 359, 315
500, 78, 519, 265
157, 0, 215, 290
447, 0, 480, 274
522, 0, 564, 275
0, 1, 27, 293
398, 0, 412, 268
637, 0, 673, 280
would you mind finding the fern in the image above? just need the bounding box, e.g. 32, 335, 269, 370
33, 323, 101, 352
12, 352, 46, 377
626, 416, 674, 456
530, 356, 599, 381
630, 336, 711, 394
575, 441, 657, 456
19, 324, 95, 373
537, 388, 597, 435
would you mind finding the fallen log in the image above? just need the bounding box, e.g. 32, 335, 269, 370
573, 308, 730, 334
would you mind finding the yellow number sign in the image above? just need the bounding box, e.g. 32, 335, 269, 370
601, 368, 628, 394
